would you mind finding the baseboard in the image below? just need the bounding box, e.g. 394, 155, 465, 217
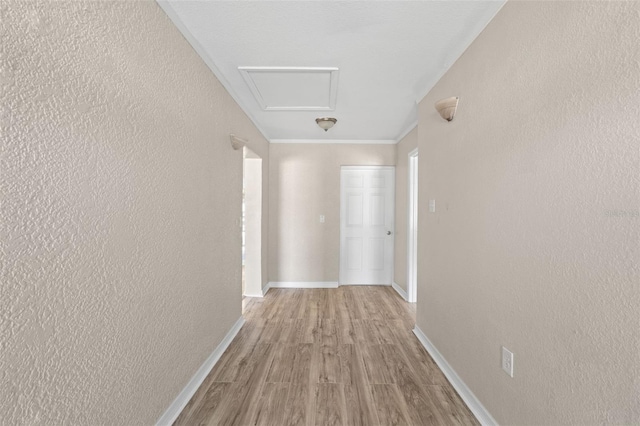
342, 282, 390, 286
156, 316, 245, 426
392, 281, 409, 301
412, 326, 498, 426
245, 282, 272, 298
261, 282, 272, 295
267, 281, 339, 289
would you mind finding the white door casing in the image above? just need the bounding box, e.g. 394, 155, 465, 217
340, 166, 395, 285
407, 148, 418, 303
243, 149, 262, 297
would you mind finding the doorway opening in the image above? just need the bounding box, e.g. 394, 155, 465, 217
407, 148, 418, 303
242, 147, 262, 300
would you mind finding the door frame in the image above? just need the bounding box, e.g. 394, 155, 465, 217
339, 165, 395, 286
242, 147, 263, 298
407, 148, 418, 303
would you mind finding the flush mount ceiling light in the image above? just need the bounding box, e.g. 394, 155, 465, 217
435, 96, 459, 122
316, 117, 337, 132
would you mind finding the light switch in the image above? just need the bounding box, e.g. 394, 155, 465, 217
429, 199, 436, 213
320, 215, 325, 223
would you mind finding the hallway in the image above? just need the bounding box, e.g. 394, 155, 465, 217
175, 287, 477, 425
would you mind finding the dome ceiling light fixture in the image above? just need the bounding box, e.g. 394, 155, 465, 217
316, 117, 337, 132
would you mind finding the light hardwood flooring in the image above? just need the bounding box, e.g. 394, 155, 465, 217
175, 286, 478, 426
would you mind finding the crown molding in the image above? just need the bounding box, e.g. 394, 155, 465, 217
415, 1, 506, 104
269, 139, 397, 145
156, 1, 272, 142
395, 120, 418, 143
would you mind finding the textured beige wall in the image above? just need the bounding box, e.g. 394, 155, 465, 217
1, 1, 268, 424
393, 128, 418, 292
269, 144, 395, 282
416, 1, 640, 424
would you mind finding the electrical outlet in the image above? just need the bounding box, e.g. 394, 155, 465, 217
319, 215, 325, 223
429, 199, 436, 213
502, 346, 514, 378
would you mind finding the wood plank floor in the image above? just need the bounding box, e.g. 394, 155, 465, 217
175, 286, 478, 426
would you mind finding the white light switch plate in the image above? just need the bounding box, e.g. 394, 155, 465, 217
502, 346, 514, 378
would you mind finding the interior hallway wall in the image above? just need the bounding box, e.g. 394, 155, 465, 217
1, 1, 269, 424
416, 1, 640, 424
393, 127, 418, 293
268, 144, 395, 283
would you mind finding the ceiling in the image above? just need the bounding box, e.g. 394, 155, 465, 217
158, 0, 505, 144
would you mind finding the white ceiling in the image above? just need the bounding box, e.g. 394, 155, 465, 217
158, 0, 505, 144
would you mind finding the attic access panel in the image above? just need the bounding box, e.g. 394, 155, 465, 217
238, 67, 339, 111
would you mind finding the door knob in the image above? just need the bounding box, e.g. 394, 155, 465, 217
387, 231, 392, 235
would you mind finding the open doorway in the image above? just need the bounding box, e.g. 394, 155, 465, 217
407, 148, 418, 303
242, 147, 262, 301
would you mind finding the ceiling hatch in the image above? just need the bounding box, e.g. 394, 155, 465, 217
238, 67, 339, 111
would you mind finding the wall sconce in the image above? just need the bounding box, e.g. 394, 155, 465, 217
434, 97, 459, 122
230, 134, 247, 150
316, 117, 337, 132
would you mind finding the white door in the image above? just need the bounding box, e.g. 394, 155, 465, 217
340, 166, 395, 285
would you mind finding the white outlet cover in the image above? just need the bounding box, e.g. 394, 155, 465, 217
502, 346, 514, 378
429, 199, 436, 213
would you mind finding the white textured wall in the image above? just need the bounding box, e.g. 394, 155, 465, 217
269, 144, 395, 282
0, 1, 268, 424
416, 1, 640, 424
393, 128, 418, 293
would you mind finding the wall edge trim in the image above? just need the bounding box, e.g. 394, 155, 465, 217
156, 316, 245, 426
339, 283, 391, 286
392, 281, 409, 301
412, 326, 498, 426
261, 282, 272, 296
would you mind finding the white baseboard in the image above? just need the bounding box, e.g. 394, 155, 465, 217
267, 281, 339, 289
261, 282, 272, 295
244, 282, 273, 298
156, 316, 245, 426
343, 282, 390, 286
392, 281, 408, 301
412, 326, 498, 426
